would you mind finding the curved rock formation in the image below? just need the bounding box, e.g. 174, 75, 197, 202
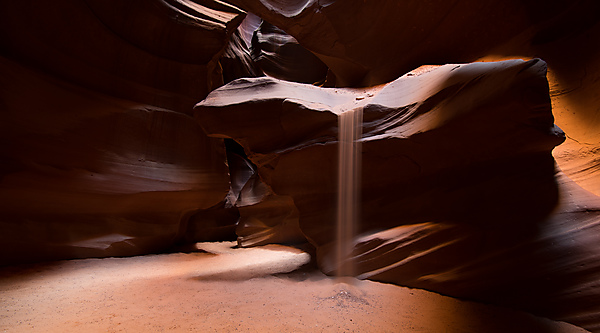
0, 0, 245, 114
225, 0, 599, 87
0, 57, 230, 264
535, 16, 600, 197
225, 0, 600, 197
349, 171, 600, 331
197, 59, 563, 243
251, 21, 329, 84
1, 0, 599, 330
220, 29, 263, 84
195, 59, 600, 330
0, 0, 245, 264
223, 0, 545, 86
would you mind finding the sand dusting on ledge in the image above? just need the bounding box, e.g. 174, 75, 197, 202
0, 242, 588, 332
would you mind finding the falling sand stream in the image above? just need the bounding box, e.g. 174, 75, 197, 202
336, 106, 363, 277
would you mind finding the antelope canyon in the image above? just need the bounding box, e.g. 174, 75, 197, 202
1, 0, 599, 332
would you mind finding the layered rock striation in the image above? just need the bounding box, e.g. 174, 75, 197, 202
0, 57, 231, 264
0, 0, 247, 264
0, 0, 245, 114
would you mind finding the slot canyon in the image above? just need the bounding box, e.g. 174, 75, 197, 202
1, 0, 600, 332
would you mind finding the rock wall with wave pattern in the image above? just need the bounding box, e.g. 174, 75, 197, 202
0, 0, 246, 264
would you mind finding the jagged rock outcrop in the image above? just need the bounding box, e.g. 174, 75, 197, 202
196, 59, 600, 330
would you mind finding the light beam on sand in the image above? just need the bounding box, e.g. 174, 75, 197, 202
192, 242, 310, 280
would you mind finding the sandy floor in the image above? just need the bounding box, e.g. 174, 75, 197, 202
0, 242, 588, 332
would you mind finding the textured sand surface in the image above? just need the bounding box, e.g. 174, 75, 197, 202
0, 242, 587, 332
